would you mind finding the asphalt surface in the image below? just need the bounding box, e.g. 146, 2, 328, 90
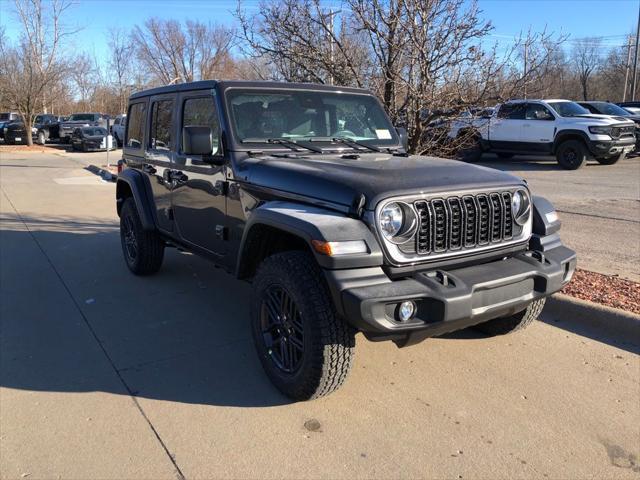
1, 148, 639, 479
478, 154, 640, 281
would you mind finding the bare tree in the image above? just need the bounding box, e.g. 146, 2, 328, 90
237, 0, 564, 155
571, 37, 602, 100
109, 28, 134, 113
0, 0, 76, 145
131, 18, 235, 85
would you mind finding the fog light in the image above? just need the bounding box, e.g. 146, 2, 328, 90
398, 301, 416, 322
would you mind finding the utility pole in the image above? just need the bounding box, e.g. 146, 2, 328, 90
523, 41, 528, 99
624, 35, 632, 102
632, 3, 640, 100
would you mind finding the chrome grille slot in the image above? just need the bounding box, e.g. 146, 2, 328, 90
448, 197, 463, 250
432, 199, 448, 252
477, 194, 490, 244
415, 201, 431, 254
502, 192, 513, 239
490, 193, 503, 242
462, 196, 477, 247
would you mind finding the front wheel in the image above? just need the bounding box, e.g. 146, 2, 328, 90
119, 197, 165, 275
252, 251, 356, 400
556, 140, 587, 170
474, 298, 546, 336
596, 152, 625, 165
37, 131, 46, 145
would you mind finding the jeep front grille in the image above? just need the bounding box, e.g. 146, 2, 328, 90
414, 191, 514, 255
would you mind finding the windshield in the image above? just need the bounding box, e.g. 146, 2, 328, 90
70, 114, 97, 121
547, 101, 590, 117
226, 89, 398, 147
590, 102, 630, 116
82, 127, 106, 136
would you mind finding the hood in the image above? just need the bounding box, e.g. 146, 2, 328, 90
569, 114, 635, 126
6, 122, 25, 131
241, 153, 525, 210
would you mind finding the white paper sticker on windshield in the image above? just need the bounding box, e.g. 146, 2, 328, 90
375, 129, 392, 139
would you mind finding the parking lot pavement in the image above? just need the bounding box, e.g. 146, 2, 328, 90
1, 151, 639, 479
478, 155, 640, 281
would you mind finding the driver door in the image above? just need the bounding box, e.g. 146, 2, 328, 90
171, 92, 228, 258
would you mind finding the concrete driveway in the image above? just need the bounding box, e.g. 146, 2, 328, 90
1, 150, 638, 479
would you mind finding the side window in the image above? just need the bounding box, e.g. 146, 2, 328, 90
126, 102, 146, 149
114, 117, 120, 126
526, 103, 554, 121
497, 104, 526, 119
182, 97, 221, 155
149, 100, 173, 151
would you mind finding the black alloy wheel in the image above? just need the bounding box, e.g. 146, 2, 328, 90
556, 139, 586, 170
122, 214, 138, 264
260, 285, 305, 374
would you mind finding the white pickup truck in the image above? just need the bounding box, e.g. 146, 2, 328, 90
110, 114, 126, 147
453, 99, 636, 169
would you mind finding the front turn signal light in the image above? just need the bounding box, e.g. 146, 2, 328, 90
311, 240, 368, 256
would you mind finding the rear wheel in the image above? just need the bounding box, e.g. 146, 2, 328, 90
119, 197, 165, 275
474, 298, 546, 336
556, 140, 587, 170
252, 251, 355, 400
596, 152, 625, 165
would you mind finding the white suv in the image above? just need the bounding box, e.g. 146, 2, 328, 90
111, 114, 126, 147
456, 99, 636, 169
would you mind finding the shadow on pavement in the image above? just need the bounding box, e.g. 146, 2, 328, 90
1, 214, 637, 411
1, 214, 289, 408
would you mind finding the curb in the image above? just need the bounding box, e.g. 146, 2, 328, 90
544, 293, 640, 339
86, 164, 116, 182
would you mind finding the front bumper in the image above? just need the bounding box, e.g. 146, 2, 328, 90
326, 244, 576, 346
588, 136, 635, 158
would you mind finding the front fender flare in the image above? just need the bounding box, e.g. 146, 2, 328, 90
237, 201, 384, 274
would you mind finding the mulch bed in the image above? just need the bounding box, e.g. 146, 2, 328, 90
0, 144, 62, 153
562, 269, 640, 315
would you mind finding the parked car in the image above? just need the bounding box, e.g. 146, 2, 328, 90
0, 112, 20, 140
3, 114, 60, 145
579, 101, 640, 152
70, 126, 114, 151
116, 80, 576, 400
60, 113, 108, 143
455, 99, 636, 169
111, 114, 126, 147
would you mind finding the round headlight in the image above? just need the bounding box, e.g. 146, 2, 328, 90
379, 201, 418, 243
512, 190, 531, 225
379, 202, 403, 238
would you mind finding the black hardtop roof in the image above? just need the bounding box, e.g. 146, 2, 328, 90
129, 80, 374, 100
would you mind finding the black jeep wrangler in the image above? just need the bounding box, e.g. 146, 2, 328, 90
116, 81, 576, 400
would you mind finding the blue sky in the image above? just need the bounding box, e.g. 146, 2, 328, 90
1, 0, 637, 65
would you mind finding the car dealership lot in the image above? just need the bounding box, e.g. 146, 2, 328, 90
1, 150, 638, 479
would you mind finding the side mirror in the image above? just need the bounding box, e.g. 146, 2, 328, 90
182, 126, 224, 165
396, 126, 409, 150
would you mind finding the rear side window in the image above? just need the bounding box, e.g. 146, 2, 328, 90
498, 104, 526, 120
182, 97, 220, 154
126, 102, 146, 149
149, 100, 173, 151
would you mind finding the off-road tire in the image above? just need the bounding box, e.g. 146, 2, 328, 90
474, 298, 546, 336
37, 131, 46, 145
497, 152, 514, 159
252, 251, 356, 400
556, 140, 587, 170
596, 152, 625, 165
119, 197, 164, 275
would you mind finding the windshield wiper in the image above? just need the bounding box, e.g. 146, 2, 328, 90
242, 137, 323, 153
331, 137, 381, 153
